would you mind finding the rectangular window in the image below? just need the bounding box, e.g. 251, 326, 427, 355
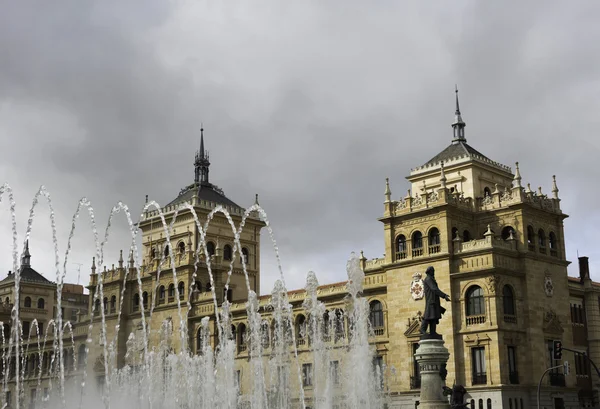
329, 361, 339, 385
507, 346, 518, 384
302, 363, 313, 387
38, 322, 43, 337
23, 321, 30, 337
471, 347, 486, 385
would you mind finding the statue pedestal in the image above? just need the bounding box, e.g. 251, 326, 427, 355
415, 338, 451, 409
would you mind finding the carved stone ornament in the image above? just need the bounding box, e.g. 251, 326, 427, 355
410, 272, 424, 300
544, 275, 554, 297
486, 275, 501, 294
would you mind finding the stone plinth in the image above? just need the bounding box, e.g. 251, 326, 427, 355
415, 338, 451, 409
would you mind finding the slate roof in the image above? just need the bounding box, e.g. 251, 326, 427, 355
1, 267, 53, 284
423, 141, 492, 167
166, 182, 242, 210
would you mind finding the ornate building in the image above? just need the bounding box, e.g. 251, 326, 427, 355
4, 94, 599, 409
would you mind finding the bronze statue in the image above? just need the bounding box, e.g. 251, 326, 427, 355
419, 266, 450, 337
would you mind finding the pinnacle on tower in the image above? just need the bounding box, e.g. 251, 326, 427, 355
513, 162, 522, 188
551, 175, 559, 199
194, 126, 211, 185
21, 239, 31, 268
452, 85, 466, 143
439, 163, 447, 188
384, 178, 391, 202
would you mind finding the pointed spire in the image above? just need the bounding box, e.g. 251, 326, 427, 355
118, 249, 124, 269
384, 178, 391, 202
440, 163, 447, 188
194, 126, 210, 185
551, 175, 559, 199
513, 162, 522, 188
254, 193, 259, 206
91, 256, 96, 274
129, 250, 135, 270
21, 240, 31, 268
451, 85, 466, 143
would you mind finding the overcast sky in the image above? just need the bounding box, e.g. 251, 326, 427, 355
1, 1, 599, 295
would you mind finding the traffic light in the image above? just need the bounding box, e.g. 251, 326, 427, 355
553, 340, 563, 360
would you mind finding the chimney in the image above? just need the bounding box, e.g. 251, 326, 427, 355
579, 256, 590, 281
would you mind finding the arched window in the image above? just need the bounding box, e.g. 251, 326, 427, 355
538, 229, 546, 248
206, 242, 215, 257
483, 187, 491, 197
369, 300, 384, 330
24, 297, 31, 308
501, 226, 515, 240
296, 315, 307, 343
94, 299, 100, 315
242, 248, 249, 264
77, 344, 87, 369
103, 297, 108, 313
4, 297, 9, 305
479, 399, 483, 409
527, 226, 535, 251
503, 285, 516, 317
229, 324, 236, 341
142, 292, 148, 309
466, 286, 485, 316
168, 283, 175, 299
549, 232, 558, 256
428, 228, 440, 253
412, 231, 423, 257
164, 244, 170, 258
206, 282, 212, 292
487, 398, 492, 409
110, 295, 116, 313
37, 298, 45, 309
178, 241, 185, 254
178, 281, 185, 300
396, 235, 407, 260
261, 321, 270, 349
159, 285, 165, 303
322, 311, 331, 342
195, 281, 202, 293
223, 244, 233, 261
463, 230, 471, 242
226, 289, 233, 302
333, 309, 345, 342
151, 248, 156, 259
133, 294, 140, 312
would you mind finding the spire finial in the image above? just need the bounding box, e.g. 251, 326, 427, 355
254, 193, 259, 206
91, 256, 96, 274
451, 85, 466, 142
119, 249, 124, 268
194, 126, 210, 185
21, 239, 31, 268
384, 178, 391, 202
551, 175, 559, 199
513, 162, 522, 188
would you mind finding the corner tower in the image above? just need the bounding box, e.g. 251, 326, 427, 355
370, 89, 575, 408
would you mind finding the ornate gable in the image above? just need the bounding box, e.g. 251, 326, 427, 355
543, 309, 564, 335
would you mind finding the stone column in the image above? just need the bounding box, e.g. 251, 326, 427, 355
415, 338, 451, 409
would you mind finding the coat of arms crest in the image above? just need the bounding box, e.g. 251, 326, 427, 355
410, 272, 424, 300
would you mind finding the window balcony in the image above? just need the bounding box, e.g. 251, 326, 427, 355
504, 314, 517, 324
539, 247, 547, 255
428, 245, 441, 254
528, 243, 535, 252
168, 297, 174, 303
466, 315, 486, 326
509, 371, 519, 384
395, 252, 407, 261
550, 249, 558, 257
373, 327, 385, 336
412, 248, 423, 257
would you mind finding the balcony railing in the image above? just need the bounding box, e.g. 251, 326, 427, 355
472, 373, 487, 385
395, 252, 407, 261
550, 249, 558, 257
428, 245, 441, 254
504, 314, 517, 324
373, 327, 385, 336
466, 315, 486, 326
528, 243, 535, 251
539, 247, 546, 255
410, 376, 421, 389
412, 248, 423, 257
509, 371, 519, 384
549, 372, 565, 387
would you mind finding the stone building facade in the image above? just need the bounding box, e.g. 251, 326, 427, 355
4, 97, 600, 409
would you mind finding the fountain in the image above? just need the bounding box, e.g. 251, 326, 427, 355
0, 183, 387, 409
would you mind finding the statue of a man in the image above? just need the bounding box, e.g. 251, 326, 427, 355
419, 266, 450, 336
